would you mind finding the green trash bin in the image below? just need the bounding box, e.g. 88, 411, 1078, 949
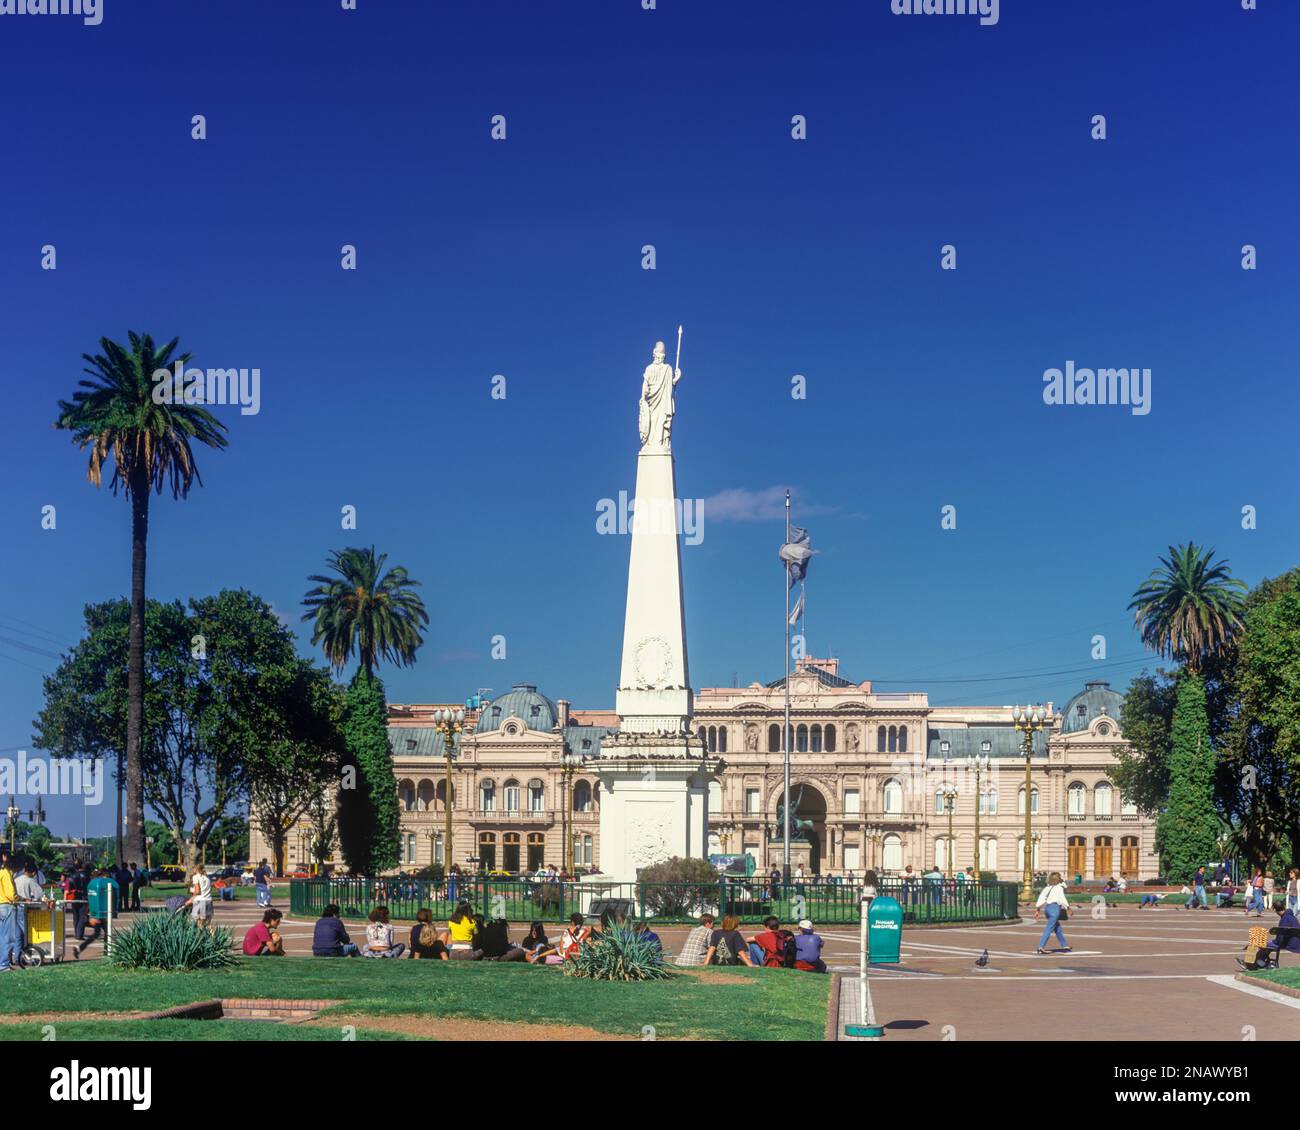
867, 895, 902, 964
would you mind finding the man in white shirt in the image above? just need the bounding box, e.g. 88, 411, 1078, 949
1034, 871, 1072, 954
14, 862, 43, 902
1116, 874, 1129, 893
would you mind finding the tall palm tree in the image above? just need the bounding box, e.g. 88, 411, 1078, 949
54, 332, 228, 864
301, 546, 428, 674
1128, 542, 1247, 674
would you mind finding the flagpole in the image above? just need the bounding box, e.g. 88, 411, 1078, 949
783, 489, 791, 887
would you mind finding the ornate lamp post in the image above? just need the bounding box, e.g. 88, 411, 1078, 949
432, 708, 465, 872
864, 823, 884, 873
965, 752, 990, 879
561, 748, 582, 874
5, 798, 19, 854
1012, 705, 1048, 902
943, 789, 958, 878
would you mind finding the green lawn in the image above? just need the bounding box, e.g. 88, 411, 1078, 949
1244, 968, 1300, 991
0, 958, 827, 1041
145, 882, 273, 903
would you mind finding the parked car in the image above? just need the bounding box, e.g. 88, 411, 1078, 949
152, 864, 186, 883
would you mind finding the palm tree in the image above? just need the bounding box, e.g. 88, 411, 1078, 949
54, 332, 228, 864
301, 546, 428, 674
1128, 542, 1247, 674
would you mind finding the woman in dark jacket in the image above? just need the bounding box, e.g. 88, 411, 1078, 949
410, 907, 448, 960
520, 920, 557, 964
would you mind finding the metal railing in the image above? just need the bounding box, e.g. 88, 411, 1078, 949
290, 875, 1020, 925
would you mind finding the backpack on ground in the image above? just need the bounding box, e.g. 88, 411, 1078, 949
781, 932, 798, 969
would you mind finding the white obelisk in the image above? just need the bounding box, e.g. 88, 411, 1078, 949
596, 331, 714, 882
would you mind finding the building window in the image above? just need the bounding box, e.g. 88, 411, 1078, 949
582, 834, 593, 866
883, 778, 903, 815
479, 779, 496, 812
843, 842, 861, 870
986, 788, 999, 815
1121, 835, 1139, 873
433, 834, 444, 865
745, 788, 761, 815
708, 780, 723, 810
718, 726, 727, 753
844, 789, 860, 816
796, 725, 808, 752
528, 779, 545, 813
1121, 793, 1137, 816
939, 739, 950, 754
934, 836, 955, 872
478, 832, 497, 871
899, 726, 908, 754
981, 740, 991, 752
824, 724, 836, 753
934, 789, 946, 815
1018, 836, 1042, 873
768, 724, 781, 753
1095, 782, 1113, 817
888, 726, 898, 753
435, 780, 454, 811
1018, 786, 1039, 816
503, 832, 521, 872
504, 780, 520, 813
574, 780, 592, 813
882, 834, 903, 872
877, 726, 887, 753
400, 782, 415, 812
1068, 782, 1086, 816
979, 836, 998, 872
527, 832, 545, 871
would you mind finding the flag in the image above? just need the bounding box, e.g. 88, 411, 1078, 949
788, 589, 805, 627
780, 526, 813, 587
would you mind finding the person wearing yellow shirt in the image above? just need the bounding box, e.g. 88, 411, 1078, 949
446, 901, 481, 960
0, 851, 20, 973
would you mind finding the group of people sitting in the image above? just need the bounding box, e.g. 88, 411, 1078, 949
677, 913, 827, 973
302, 902, 660, 963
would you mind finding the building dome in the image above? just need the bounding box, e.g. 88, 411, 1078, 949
475, 683, 558, 733
1061, 680, 1124, 733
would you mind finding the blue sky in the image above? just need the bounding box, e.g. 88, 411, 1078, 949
1, 0, 1297, 837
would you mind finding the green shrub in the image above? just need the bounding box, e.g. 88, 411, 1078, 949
105, 911, 239, 971
637, 856, 720, 919
565, 924, 672, 982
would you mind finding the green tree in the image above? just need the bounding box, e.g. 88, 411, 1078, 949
301, 546, 428, 675
54, 332, 228, 864
1128, 542, 1246, 879
300, 546, 427, 874
337, 668, 402, 874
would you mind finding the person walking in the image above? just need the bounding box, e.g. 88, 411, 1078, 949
1034, 871, 1072, 954
129, 863, 144, 911
1287, 869, 1299, 916
185, 864, 214, 932
253, 859, 273, 908
1247, 868, 1266, 917
1186, 866, 1209, 910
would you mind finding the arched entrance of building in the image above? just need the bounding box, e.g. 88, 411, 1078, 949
772, 782, 829, 874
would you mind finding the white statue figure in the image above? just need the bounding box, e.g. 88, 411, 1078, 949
638, 331, 682, 451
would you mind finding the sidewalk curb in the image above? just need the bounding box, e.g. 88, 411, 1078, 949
825, 971, 842, 1041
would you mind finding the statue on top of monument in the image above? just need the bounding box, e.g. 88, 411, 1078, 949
638, 328, 683, 452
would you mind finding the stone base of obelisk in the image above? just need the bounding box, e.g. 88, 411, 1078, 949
594, 735, 715, 883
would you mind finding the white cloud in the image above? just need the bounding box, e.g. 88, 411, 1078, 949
698, 486, 838, 524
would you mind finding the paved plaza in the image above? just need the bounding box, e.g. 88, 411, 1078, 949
65, 896, 1300, 1042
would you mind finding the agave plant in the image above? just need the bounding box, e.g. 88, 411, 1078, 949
565, 924, 673, 982
105, 911, 239, 971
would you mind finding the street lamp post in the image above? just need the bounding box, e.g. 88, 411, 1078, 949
432, 708, 465, 873
560, 749, 581, 875
1012, 705, 1048, 902
966, 753, 989, 879
5, 798, 19, 854
943, 789, 958, 878
864, 823, 884, 874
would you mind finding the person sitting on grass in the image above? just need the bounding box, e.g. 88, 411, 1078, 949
312, 904, 360, 957
559, 912, 591, 961
363, 906, 405, 958
748, 915, 794, 968
446, 901, 481, 960
791, 919, 827, 973
410, 908, 449, 960
675, 913, 714, 966
704, 914, 754, 967
1237, 901, 1300, 971
243, 909, 285, 956
477, 917, 527, 962
521, 921, 559, 964
634, 920, 662, 956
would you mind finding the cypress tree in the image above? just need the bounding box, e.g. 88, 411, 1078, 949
338, 668, 401, 874
1159, 675, 1219, 883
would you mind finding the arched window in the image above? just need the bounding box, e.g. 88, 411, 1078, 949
882, 834, 903, 872
986, 788, 999, 816
527, 832, 545, 871
934, 789, 946, 815
934, 836, 954, 872
1094, 782, 1113, 817
883, 778, 903, 815
877, 726, 888, 752
527, 778, 545, 813
708, 780, 723, 810
479, 778, 496, 812
1017, 836, 1042, 873
504, 779, 521, 813
899, 726, 908, 754
824, 724, 836, 753
399, 780, 415, 812
573, 780, 592, 813
979, 836, 998, 873
1018, 786, 1039, 816
811, 724, 823, 753
768, 724, 781, 753
796, 725, 808, 752
434, 780, 455, 811
417, 779, 435, 811
704, 726, 714, 752
888, 726, 898, 753
478, 832, 497, 871
1068, 782, 1086, 816
1121, 792, 1138, 816
503, 832, 521, 872
1120, 835, 1139, 873
718, 726, 727, 753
